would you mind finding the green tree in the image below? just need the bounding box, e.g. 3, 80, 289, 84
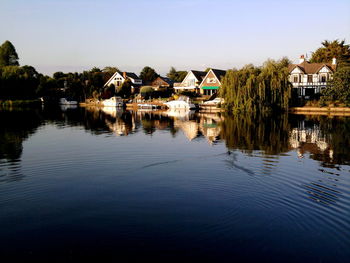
167, 67, 187, 82
140, 86, 155, 99
140, 66, 158, 83
310, 39, 350, 66
0, 40, 19, 66
321, 66, 350, 105
116, 78, 132, 98
220, 58, 291, 113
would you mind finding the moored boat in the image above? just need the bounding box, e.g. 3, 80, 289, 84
165, 96, 196, 110
102, 96, 124, 107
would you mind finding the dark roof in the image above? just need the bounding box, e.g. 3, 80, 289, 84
211, 69, 227, 79
191, 70, 207, 81
124, 72, 141, 80
288, 62, 336, 74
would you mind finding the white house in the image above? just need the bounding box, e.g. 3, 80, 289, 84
289, 55, 337, 98
104, 71, 142, 92
174, 70, 207, 93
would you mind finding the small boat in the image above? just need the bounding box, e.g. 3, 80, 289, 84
138, 103, 159, 110
102, 96, 124, 107
165, 96, 196, 110
59, 98, 78, 105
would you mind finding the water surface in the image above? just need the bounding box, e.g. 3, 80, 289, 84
0, 106, 349, 262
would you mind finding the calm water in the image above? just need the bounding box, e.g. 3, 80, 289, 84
0, 106, 349, 262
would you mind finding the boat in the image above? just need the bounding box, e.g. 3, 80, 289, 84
165, 96, 196, 110
102, 96, 124, 107
59, 98, 78, 105
138, 103, 159, 110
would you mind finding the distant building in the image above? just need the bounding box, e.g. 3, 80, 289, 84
199, 69, 226, 96
288, 55, 337, 98
104, 71, 142, 93
174, 70, 207, 93
151, 76, 174, 90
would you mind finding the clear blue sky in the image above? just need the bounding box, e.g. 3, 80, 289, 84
0, 0, 349, 76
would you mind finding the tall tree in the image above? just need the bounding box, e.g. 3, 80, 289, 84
140, 66, 158, 83
0, 41, 19, 66
310, 39, 350, 65
220, 58, 291, 113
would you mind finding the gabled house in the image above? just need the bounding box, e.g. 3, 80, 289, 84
104, 71, 142, 93
174, 70, 207, 93
199, 69, 226, 96
288, 55, 337, 98
151, 76, 174, 90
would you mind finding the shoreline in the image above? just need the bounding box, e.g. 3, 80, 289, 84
290, 106, 350, 116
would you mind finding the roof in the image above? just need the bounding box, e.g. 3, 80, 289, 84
289, 61, 336, 74
124, 72, 141, 80
191, 70, 207, 81
152, 76, 174, 85
211, 69, 227, 79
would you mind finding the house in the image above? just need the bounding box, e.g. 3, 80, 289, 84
104, 71, 142, 93
174, 70, 207, 93
199, 69, 226, 96
288, 55, 337, 98
151, 76, 174, 91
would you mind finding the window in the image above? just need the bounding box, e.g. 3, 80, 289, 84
307, 75, 313, 83
207, 78, 216, 83
321, 75, 326, 82
293, 75, 299, 83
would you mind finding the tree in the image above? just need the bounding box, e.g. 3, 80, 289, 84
116, 78, 131, 98
140, 86, 155, 99
220, 57, 291, 113
321, 66, 350, 105
310, 39, 350, 66
0, 41, 19, 66
140, 66, 158, 83
167, 67, 187, 82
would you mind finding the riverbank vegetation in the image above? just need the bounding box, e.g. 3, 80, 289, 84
220, 58, 291, 113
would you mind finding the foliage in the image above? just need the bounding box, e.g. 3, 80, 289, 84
310, 39, 350, 66
219, 58, 291, 113
140, 86, 155, 99
116, 79, 132, 98
0, 65, 41, 99
167, 67, 187, 82
139, 66, 158, 83
320, 66, 350, 105
0, 41, 19, 66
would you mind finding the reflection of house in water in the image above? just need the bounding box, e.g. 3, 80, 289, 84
198, 113, 223, 144
289, 121, 333, 160
162, 110, 223, 143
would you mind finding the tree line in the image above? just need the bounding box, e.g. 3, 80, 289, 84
0, 40, 187, 101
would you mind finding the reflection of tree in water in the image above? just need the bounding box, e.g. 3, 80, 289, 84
0, 109, 42, 182
220, 113, 291, 155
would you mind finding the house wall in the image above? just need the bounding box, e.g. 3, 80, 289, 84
105, 72, 125, 87
200, 71, 221, 95
174, 71, 199, 91
289, 66, 333, 98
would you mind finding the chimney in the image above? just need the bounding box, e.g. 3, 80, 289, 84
123, 72, 127, 78
332, 57, 337, 65
299, 55, 305, 64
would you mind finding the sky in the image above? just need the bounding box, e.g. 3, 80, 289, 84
0, 0, 349, 76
